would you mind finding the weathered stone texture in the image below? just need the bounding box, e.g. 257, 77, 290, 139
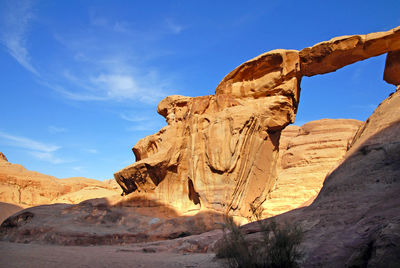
384, 50, 400, 85
261, 119, 362, 218
115, 26, 400, 221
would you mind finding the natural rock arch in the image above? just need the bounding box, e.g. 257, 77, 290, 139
115, 26, 400, 221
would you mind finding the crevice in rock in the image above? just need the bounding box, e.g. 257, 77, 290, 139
188, 179, 201, 205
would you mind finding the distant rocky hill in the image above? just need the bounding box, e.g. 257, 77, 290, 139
0, 155, 119, 222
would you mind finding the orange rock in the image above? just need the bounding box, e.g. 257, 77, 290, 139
261, 119, 362, 218
0, 157, 120, 209
0, 152, 7, 162
115, 93, 285, 220
300, 26, 400, 76
240, 89, 400, 267
384, 50, 400, 85
115, 26, 400, 222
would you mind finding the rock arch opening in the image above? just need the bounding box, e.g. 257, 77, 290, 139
114, 26, 400, 222
296, 54, 395, 126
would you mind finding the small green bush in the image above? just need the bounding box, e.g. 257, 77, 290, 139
216, 216, 304, 268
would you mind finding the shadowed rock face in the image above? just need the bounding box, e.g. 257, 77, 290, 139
239, 89, 400, 267
0, 197, 225, 247
115, 26, 400, 221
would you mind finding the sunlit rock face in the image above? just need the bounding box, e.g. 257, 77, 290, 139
115, 26, 400, 221
300, 26, 400, 76
115, 49, 301, 220
0, 154, 119, 208
262, 119, 362, 218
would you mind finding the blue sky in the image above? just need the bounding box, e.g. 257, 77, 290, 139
0, 0, 399, 181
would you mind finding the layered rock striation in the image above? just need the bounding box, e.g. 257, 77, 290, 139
116, 50, 301, 220
262, 119, 362, 217
115, 26, 400, 220
239, 88, 400, 267
0, 155, 119, 208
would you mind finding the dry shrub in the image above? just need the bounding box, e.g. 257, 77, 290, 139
216, 216, 303, 268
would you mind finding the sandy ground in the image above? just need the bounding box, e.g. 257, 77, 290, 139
0, 241, 224, 268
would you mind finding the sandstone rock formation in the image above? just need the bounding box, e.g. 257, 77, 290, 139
115, 26, 400, 221
0, 197, 225, 246
0, 155, 120, 221
0, 202, 22, 225
0, 152, 7, 162
300, 27, 400, 76
238, 89, 400, 267
384, 50, 400, 85
0, 119, 362, 247
261, 119, 362, 218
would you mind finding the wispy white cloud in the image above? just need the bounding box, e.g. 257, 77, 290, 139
0, 131, 60, 152
91, 74, 138, 99
29, 151, 66, 164
165, 18, 184, 34
126, 118, 165, 132
89, 9, 131, 34
0, 131, 68, 164
126, 122, 162, 132
0, 0, 39, 75
120, 113, 149, 122
48, 126, 67, 134
84, 149, 98, 154
352, 67, 363, 83
72, 166, 83, 172
1, 2, 174, 106
55, 67, 170, 104
113, 21, 130, 33
121, 112, 164, 132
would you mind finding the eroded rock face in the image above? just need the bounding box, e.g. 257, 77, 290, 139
261, 119, 362, 217
116, 93, 289, 220
115, 26, 400, 221
0, 197, 225, 246
384, 50, 400, 85
0, 153, 7, 162
300, 26, 400, 76
239, 89, 400, 267
0, 159, 120, 208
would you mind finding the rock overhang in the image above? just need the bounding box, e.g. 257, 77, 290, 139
114, 26, 400, 221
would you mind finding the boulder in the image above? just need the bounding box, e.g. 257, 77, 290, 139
0, 197, 225, 246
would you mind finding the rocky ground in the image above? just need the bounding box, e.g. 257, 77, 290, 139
0, 241, 224, 268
